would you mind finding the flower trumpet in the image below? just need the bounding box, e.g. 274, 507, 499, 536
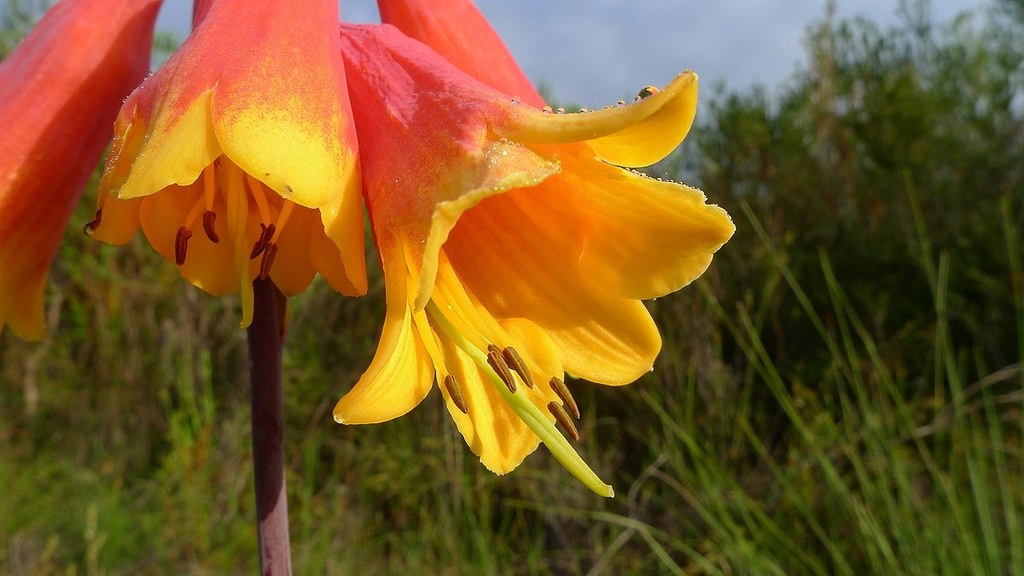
335, 23, 734, 495
88, 0, 366, 327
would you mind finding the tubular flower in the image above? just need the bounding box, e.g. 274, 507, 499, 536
87, 0, 366, 327
334, 24, 735, 496
0, 0, 161, 340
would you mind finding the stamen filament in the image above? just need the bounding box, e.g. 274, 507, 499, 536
202, 164, 217, 210
245, 173, 273, 224
183, 194, 206, 229
269, 200, 295, 243
425, 301, 613, 497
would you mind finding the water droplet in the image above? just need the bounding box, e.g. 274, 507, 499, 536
542, 105, 553, 114
556, 107, 565, 114
635, 85, 660, 101
510, 96, 521, 105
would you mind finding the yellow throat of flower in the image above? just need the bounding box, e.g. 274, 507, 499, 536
86, 157, 343, 328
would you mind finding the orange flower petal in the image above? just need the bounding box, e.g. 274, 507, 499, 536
0, 0, 160, 339
377, 0, 544, 106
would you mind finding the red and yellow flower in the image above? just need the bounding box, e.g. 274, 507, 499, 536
88, 0, 366, 327
334, 21, 734, 495
0, 0, 161, 339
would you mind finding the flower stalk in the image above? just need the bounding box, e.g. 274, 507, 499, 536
247, 278, 292, 574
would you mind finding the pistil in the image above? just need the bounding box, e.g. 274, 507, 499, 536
424, 300, 613, 497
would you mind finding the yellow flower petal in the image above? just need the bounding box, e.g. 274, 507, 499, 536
543, 152, 735, 300
500, 72, 700, 168
333, 246, 434, 424
117, 92, 222, 200
445, 191, 663, 384
415, 139, 559, 310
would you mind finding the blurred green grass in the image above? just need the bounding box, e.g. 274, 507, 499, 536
2, 2, 1023, 574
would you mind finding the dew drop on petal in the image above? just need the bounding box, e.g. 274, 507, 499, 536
636, 85, 660, 101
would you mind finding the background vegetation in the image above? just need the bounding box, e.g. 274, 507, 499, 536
2, 1, 1022, 573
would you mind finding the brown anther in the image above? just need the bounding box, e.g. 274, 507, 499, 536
501, 347, 534, 389
202, 210, 220, 243
258, 242, 278, 280
548, 402, 580, 441
249, 223, 276, 259
549, 377, 580, 419
636, 85, 660, 100
174, 226, 193, 266
83, 210, 102, 236
486, 348, 516, 394
443, 374, 468, 414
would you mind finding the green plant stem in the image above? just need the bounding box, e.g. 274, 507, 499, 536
247, 278, 292, 575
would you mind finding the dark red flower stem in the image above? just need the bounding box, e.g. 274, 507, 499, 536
247, 278, 292, 575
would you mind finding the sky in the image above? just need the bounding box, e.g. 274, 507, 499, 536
155, 0, 992, 106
